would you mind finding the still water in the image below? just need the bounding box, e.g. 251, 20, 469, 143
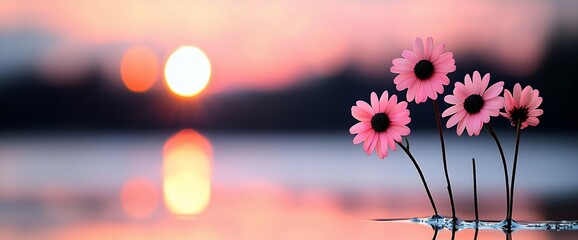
0, 130, 576, 239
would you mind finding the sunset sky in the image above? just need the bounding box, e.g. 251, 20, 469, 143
2, 2, 578, 238
2, 0, 576, 96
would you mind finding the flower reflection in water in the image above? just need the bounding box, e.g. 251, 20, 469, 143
163, 129, 213, 216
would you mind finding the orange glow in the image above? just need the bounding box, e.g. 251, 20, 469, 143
2, 1, 557, 92
120, 177, 158, 219
164, 46, 211, 98
120, 45, 159, 92
163, 129, 212, 216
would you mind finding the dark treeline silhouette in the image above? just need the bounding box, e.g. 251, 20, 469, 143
1, 32, 576, 133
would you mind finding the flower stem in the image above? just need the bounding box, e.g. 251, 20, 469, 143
509, 120, 522, 226
485, 124, 510, 221
433, 99, 456, 220
431, 228, 439, 240
397, 142, 439, 216
472, 158, 479, 223
472, 158, 479, 240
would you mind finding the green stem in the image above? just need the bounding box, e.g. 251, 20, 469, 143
509, 120, 522, 226
485, 124, 510, 221
397, 142, 439, 216
433, 99, 456, 220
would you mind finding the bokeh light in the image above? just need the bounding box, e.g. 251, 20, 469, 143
164, 46, 211, 97
120, 45, 159, 93
120, 177, 158, 219
163, 129, 212, 216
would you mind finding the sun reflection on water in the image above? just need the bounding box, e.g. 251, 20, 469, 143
162, 129, 212, 216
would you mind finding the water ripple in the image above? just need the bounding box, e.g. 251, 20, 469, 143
373, 215, 578, 232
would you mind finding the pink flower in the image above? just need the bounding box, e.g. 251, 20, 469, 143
390, 37, 456, 104
350, 91, 411, 159
442, 71, 504, 136
501, 83, 543, 129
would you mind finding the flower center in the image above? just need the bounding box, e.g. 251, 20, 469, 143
509, 107, 529, 123
413, 60, 434, 80
463, 94, 484, 114
371, 113, 390, 133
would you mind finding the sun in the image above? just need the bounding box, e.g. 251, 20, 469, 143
164, 46, 211, 97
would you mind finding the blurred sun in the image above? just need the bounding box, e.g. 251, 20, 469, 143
164, 46, 211, 97
120, 45, 159, 93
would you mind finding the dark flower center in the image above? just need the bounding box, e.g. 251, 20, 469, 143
509, 107, 529, 123
371, 113, 390, 133
414, 60, 434, 80
463, 94, 484, 114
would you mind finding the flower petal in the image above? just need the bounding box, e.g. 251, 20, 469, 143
528, 109, 544, 117
352, 105, 372, 121
391, 58, 414, 73
381, 133, 392, 154
429, 81, 439, 100
454, 82, 469, 99
480, 73, 490, 93
483, 97, 504, 111
390, 125, 410, 138
526, 117, 540, 126
350, 121, 371, 134
425, 37, 434, 60
413, 37, 425, 59
446, 110, 466, 128
430, 43, 445, 61
483, 81, 504, 100
406, 80, 419, 102
394, 75, 416, 91
376, 136, 384, 159
464, 73, 473, 91
370, 92, 380, 112
503, 89, 514, 111
466, 114, 482, 136
353, 128, 372, 144
385, 131, 397, 151
401, 49, 419, 64
520, 85, 533, 106
513, 83, 522, 107
384, 94, 398, 114
356, 100, 374, 114
472, 71, 483, 94
363, 131, 375, 153
457, 114, 469, 135
527, 92, 542, 110
367, 133, 379, 156
444, 94, 462, 105
379, 91, 389, 113
433, 52, 455, 66
442, 105, 462, 118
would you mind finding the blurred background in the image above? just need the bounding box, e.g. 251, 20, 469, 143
1, 0, 578, 239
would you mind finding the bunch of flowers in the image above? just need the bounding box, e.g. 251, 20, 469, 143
349, 37, 543, 229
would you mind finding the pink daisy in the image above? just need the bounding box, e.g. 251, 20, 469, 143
442, 71, 505, 136
390, 37, 456, 104
349, 91, 411, 159
501, 83, 543, 129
